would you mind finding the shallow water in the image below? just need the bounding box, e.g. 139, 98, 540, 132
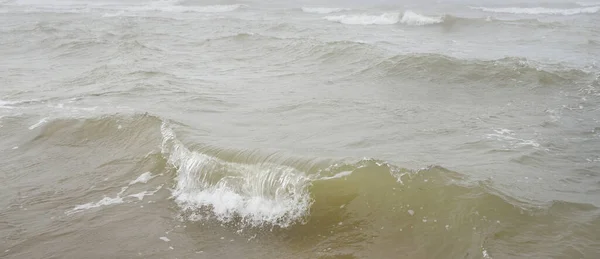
1, 0, 599, 258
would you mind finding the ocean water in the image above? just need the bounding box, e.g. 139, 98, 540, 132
1, 0, 599, 258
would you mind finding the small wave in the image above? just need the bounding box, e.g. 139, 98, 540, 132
358, 54, 592, 87
324, 13, 400, 25
470, 6, 600, 15
400, 11, 443, 26
301, 7, 348, 14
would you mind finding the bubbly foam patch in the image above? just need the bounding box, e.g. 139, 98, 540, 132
485, 129, 542, 149
301, 7, 348, 14
69, 196, 124, 213
130, 172, 155, 185
324, 13, 400, 25
66, 173, 161, 215
160, 123, 312, 228
400, 11, 443, 26
470, 6, 600, 15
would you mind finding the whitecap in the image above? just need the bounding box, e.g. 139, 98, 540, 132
400, 11, 443, 26
324, 13, 400, 25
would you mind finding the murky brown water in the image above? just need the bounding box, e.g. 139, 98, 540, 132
1, 0, 600, 258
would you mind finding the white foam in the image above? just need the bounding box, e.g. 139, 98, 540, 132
28, 117, 48, 130
400, 11, 443, 26
301, 7, 348, 14
129, 185, 163, 201
67, 173, 163, 214
159, 236, 170, 242
160, 123, 312, 227
486, 129, 541, 149
318, 171, 353, 180
470, 6, 600, 15
130, 172, 155, 185
324, 13, 400, 25
67, 196, 124, 214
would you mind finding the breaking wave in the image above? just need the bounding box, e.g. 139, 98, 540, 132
324, 11, 443, 26
400, 10, 444, 26
324, 12, 400, 25
19, 113, 597, 257
160, 122, 313, 228
301, 7, 348, 14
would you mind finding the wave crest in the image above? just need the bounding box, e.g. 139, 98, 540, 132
160, 122, 312, 228
324, 13, 400, 25
401, 10, 443, 26
359, 54, 591, 86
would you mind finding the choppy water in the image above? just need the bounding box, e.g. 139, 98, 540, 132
1, 0, 600, 258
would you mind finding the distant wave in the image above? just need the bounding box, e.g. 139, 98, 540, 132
134, 2, 243, 13
324, 13, 400, 25
324, 11, 443, 26
400, 10, 443, 26
576, 1, 600, 6
301, 7, 348, 14
470, 6, 600, 15
5, 0, 243, 14
356, 53, 592, 87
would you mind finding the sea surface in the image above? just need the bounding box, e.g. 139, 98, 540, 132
1, 0, 599, 258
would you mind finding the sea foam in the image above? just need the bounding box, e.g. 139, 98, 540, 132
324, 13, 400, 25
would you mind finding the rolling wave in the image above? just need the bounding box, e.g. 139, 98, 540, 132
161, 122, 313, 227
323, 11, 462, 26
470, 5, 600, 15
324, 12, 400, 25
357, 53, 592, 86
19, 113, 598, 257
